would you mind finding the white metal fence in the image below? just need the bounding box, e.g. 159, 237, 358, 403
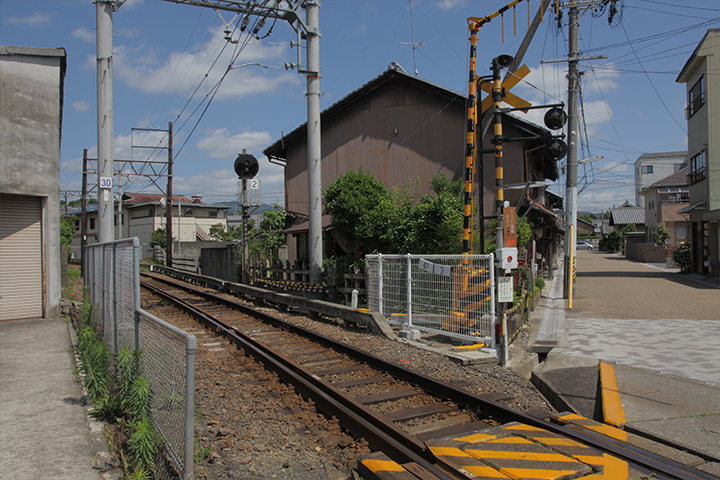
84, 238, 195, 480
366, 254, 495, 345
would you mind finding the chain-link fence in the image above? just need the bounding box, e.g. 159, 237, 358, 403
84, 238, 195, 480
366, 254, 495, 345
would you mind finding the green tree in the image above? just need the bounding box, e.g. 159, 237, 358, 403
249, 204, 287, 264
60, 215, 76, 248
323, 167, 394, 253
579, 213, 596, 223
149, 228, 169, 251
653, 224, 670, 247
209, 223, 242, 241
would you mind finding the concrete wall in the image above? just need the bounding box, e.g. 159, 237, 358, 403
0, 46, 66, 318
199, 244, 238, 283
626, 242, 668, 263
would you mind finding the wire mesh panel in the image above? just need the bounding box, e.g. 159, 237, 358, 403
366, 254, 495, 344
136, 309, 196, 480
84, 239, 196, 480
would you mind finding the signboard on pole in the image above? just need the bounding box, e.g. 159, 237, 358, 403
503, 206, 517, 248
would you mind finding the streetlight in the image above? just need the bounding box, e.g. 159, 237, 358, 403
578, 155, 603, 165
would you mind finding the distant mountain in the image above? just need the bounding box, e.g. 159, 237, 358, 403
214, 201, 275, 216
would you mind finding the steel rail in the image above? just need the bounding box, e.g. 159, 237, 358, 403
141, 274, 715, 480
141, 280, 465, 480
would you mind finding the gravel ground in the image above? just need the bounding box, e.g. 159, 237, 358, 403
139, 284, 553, 480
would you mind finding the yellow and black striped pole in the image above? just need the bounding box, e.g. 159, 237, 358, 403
463, 28, 478, 255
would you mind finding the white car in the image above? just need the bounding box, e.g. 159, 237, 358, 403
577, 241, 594, 250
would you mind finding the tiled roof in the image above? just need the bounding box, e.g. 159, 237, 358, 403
609, 206, 645, 226
648, 167, 690, 188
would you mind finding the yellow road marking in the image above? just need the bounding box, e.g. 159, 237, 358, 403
462, 465, 511, 478
600, 362, 627, 427
454, 432, 498, 443
361, 458, 406, 472
577, 454, 629, 479
499, 467, 578, 479
558, 414, 628, 441
467, 449, 578, 462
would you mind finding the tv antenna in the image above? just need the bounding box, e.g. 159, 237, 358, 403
400, 0, 425, 76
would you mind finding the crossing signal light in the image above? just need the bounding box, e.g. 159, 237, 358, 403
544, 138, 568, 161
544, 106, 567, 130
234, 153, 259, 179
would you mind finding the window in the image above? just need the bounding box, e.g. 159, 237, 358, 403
641, 165, 653, 174
690, 151, 706, 183
89, 217, 96, 230
687, 76, 705, 118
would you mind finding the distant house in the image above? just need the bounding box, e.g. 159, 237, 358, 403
577, 217, 595, 236
634, 152, 687, 208
676, 28, 719, 276
0, 46, 66, 321
263, 64, 563, 270
609, 201, 646, 236
66, 193, 229, 259
641, 167, 690, 247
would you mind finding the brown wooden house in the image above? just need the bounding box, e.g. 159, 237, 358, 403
263, 64, 563, 268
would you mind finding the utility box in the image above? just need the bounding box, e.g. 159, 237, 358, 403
497, 247, 518, 270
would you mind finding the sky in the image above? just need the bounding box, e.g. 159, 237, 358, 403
1, 0, 719, 214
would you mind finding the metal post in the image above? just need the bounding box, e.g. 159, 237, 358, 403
242, 178, 249, 284
492, 57, 506, 364
305, 0, 323, 285
81, 150, 88, 278
166, 122, 174, 268
184, 334, 196, 480
564, 5, 579, 298
96, 1, 114, 243
406, 253, 413, 328
489, 253, 496, 348
463, 28, 478, 255
378, 253, 383, 315
112, 242, 118, 353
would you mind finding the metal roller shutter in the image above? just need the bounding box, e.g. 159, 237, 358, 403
0, 194, 44, 321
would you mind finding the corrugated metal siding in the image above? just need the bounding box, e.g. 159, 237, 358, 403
0, 194, 43, 320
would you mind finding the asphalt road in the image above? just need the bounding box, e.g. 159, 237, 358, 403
571, 250, 719, 320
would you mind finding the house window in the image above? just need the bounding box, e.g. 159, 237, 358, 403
209, 210, 218, 218
690, 151, 706, 183
89, 217, 96, 230
641, 165, 653, 174
687, 76, 705, 118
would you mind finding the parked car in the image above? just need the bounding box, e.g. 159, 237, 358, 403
577, 240, 594, 250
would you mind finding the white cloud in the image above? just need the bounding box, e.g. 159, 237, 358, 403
6, 12, 50, 27
113, 30, 299, 100
196, 128, 273, 159
436, 0, 468, 10
72, 27, 94, 43
73, 100, 90, 112
61, 158, 83, 173
173, 160, 284, 205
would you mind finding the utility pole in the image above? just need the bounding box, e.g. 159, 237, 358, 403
160, 0, 322, 284
564, 3, 579, 298
542, 1, 608, 298
96, 1, 115, 243
305, 0, 323, 285
166, 122, 174, 268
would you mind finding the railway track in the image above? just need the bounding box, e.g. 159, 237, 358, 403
140, 272, 716, 480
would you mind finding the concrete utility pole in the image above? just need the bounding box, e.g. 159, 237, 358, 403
305, 0, 323, 285
96, 1, 115, 243
564, 4, 579, 298
543, 0, 607, 298
159, 0, 322, 283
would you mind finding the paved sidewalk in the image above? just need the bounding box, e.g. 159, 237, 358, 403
0, 318, 104, 480
528, 252, 720, 469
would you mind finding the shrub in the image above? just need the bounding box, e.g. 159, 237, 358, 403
672, 242, 691, 272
